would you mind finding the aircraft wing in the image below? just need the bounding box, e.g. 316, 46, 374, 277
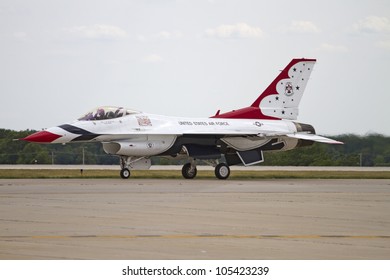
286, 133, 343, 144
94, 131, 344, 146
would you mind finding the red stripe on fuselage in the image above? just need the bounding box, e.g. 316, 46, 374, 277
211, 106, 279, 120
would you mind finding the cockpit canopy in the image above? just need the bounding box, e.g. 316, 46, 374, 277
78, 106, 139, 121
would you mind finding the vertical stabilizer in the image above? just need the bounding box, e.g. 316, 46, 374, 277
213, 58, 316, 120
253, 58, 316, 120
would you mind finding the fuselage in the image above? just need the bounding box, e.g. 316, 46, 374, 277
23, 108, 312, 158
48, 113, 299, 143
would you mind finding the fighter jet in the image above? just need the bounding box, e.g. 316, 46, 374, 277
22, 58, 342, 179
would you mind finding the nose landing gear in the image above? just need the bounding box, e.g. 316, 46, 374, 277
120, 168, 131, 179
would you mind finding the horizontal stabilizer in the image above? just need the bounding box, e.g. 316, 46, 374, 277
286, 133, 343, 144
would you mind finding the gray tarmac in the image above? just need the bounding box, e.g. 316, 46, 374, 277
0, 178, 389, 259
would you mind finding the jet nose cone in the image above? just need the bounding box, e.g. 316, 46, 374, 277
22, 130, 62, 143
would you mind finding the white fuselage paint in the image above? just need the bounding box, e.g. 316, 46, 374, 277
46, 112, 299, 156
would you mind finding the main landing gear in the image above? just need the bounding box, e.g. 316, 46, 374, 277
181, 161, 230, 180
181, 162, 197, 179
214, 163, 230, 179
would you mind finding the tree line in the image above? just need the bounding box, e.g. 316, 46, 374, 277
1, 129, 389, 166
0, 129, 118, 165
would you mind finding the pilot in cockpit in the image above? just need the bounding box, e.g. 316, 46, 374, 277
94, 108, 105, 120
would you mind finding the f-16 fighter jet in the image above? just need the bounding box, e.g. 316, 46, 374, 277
23, 58, 342, 179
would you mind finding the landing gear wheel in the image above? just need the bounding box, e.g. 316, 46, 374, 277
215, 163, 230, 179
182, 163, 197, 179
120, 168, 130, 179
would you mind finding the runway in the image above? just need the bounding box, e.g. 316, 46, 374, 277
0, 179, 389, 259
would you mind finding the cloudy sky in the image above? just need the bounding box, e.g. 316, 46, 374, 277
1, 0, 389, 135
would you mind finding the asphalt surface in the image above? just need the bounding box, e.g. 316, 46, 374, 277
0, 179, 389, 259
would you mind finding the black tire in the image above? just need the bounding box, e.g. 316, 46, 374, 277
215, 163, 230, 179
120, 168, 131, 179
181, 163, 197, 179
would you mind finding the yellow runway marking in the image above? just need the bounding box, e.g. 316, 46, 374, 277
1, 235, 389, 240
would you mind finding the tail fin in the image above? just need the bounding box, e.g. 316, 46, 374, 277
213, 58, 316, 120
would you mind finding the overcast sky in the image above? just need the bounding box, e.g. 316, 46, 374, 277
1, 0, 389, 135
